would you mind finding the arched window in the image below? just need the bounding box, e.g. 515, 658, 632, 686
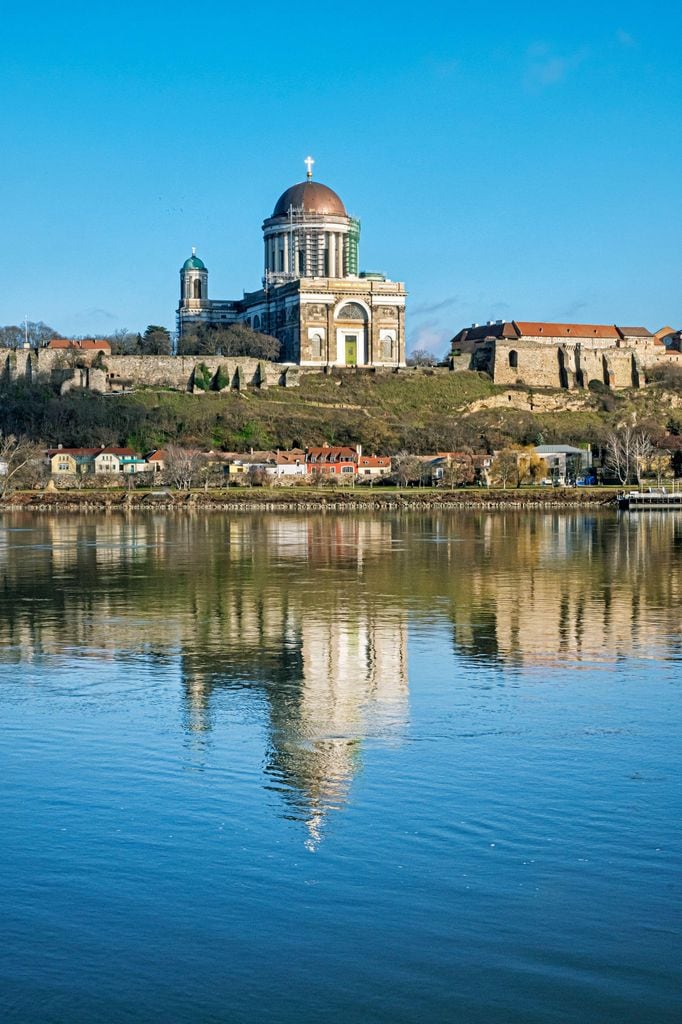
337, 302, 367, 321
193, 279, 202, 300
508, 350, 518, 369
382, 334, 395, 360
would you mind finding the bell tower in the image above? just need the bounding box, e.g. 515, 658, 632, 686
180, 248, 208, 307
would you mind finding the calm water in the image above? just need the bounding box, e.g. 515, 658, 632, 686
1, 511, 680, 1023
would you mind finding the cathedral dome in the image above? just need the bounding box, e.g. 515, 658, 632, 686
182, 252, 206, 271
272, 180, 347, 218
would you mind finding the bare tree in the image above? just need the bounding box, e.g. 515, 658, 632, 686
604, 430, 633, 485
392, 451, 423, 487
406, 349, 438, 367
631, 431, 655, 486
246, 466, 268, 487
0, 435, 43, 496
605, 428, 653, 486
163, 446, 204, 490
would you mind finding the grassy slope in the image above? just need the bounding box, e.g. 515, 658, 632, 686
3, 370, 681, 453
126, 370, 502, 451
128, 373, 681, 453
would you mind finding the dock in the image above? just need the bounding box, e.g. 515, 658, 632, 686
618, 489, 682, 510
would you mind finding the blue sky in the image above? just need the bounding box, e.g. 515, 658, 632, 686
1, 1, 680, 354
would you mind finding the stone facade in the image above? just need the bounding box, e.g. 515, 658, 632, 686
240, 277, 406, 366
453, 320, 665, 390
1, 347, 299, 394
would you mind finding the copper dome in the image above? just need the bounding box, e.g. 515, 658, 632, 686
272, 180, 347, 218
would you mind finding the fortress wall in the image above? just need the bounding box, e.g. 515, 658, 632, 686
106, 355, 262, 390
576, 349, 608, 387
492, 340, 562, 388
0, 348, 300, 391
606, 351, 639, 389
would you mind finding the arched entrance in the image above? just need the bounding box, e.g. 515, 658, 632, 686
334, 300, 369, 366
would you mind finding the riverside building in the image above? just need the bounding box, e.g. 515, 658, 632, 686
177, 158, 406, 367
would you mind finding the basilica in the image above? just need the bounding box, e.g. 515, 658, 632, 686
177, 159, 406, 367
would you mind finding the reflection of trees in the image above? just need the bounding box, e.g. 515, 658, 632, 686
2, 509, 682, 841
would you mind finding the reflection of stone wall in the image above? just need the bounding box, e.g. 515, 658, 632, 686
449, 513, 682, 665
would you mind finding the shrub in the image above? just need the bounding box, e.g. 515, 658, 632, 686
193, 363, 212, 391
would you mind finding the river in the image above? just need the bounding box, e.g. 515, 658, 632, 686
1, 511, 680, 1023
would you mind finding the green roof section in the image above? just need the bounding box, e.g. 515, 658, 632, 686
182, 248, 206, 271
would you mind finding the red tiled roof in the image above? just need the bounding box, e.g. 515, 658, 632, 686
276, 449, 305, 464
47, 338, 111, 351
515, 322, 620, 339
358, 455, 390, 467
306, 446, 358, 460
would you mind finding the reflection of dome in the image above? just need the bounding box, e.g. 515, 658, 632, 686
272, 181, 346, 218
182, 252, 206, 271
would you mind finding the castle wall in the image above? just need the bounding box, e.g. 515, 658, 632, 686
0, 348, 296, 392
576, 349, 608, 387
484, 339, 656, 390
491, 340, 563, 387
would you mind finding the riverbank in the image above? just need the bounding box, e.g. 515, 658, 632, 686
0, 487, 619, 513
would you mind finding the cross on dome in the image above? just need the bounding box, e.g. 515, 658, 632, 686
304, 155, 315, 180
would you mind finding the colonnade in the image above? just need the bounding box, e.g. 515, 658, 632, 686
265, 228, 348, 279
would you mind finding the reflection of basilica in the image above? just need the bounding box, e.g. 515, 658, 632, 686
178, 518, 409, 848
2, 510, 682, 844
0, 514, 408, 847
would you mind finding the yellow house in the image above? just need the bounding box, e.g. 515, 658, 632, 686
47, 448, 100, 475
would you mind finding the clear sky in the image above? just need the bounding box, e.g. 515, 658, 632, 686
1, 1, 680, 354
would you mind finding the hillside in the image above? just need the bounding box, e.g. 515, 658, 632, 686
2, 369, 681, 453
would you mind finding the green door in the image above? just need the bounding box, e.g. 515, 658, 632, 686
345, 335, 357, 366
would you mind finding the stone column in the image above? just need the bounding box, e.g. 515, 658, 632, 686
369, 306, 380, 366
283, 233, 289, 274
329, 234, 334, 278
397, 307, 405, 365
326, 303, 335, 365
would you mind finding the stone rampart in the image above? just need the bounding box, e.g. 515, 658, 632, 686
0, 348, 298, 392
491, 340, 562, 387
486, 338, 661, 390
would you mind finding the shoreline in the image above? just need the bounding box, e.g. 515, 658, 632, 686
0, 488, 618, 513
